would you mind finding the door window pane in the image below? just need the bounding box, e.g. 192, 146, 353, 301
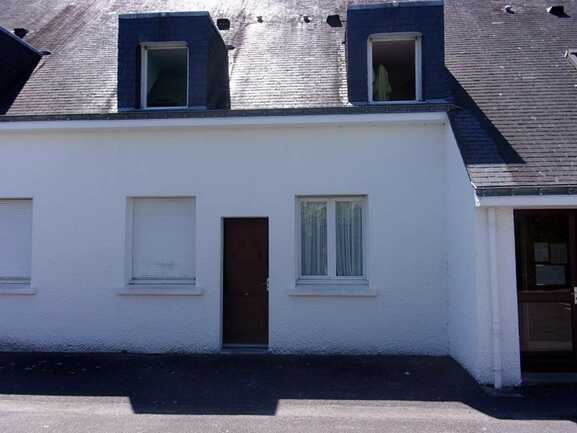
300, 202, 327, 276
536, 264, 567, 286
336, 201, 363, 276
530, 215, 570, 289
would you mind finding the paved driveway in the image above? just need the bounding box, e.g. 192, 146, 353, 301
0, 353, 575, 432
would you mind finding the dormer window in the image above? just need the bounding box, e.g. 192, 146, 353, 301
368, 33, 422, 103
141, 43, 188, 109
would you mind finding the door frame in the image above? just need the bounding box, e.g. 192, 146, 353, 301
220, 216, 270, 349
515, 209, 577, 372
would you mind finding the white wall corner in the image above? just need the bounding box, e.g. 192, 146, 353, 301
445, 123, 486, 381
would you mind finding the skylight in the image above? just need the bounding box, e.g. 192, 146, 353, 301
566, 49, 577, 69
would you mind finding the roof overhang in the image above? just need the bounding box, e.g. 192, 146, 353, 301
0, 107, 450, 132
476, 193, 577, 208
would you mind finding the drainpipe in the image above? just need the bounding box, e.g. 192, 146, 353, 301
488, 207, 503, 389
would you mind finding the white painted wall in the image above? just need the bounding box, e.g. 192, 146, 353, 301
0, 116, 450, 355
445, 126, 484, 379
445, 126, 522, 387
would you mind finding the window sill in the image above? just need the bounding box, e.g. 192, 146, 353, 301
0, 284, 36, 295
290, 281, 376, 297
117, 285, 204, 296
369, 100, 421, 105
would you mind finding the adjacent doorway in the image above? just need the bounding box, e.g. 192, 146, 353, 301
222, 218, 269, 347
515, 210, 577, 372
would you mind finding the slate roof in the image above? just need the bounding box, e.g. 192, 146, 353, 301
445, 0, 577, 192
1, 0, 577, 193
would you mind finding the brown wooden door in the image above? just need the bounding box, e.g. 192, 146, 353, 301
515, 210, 577, 372
223, 218, 269, 346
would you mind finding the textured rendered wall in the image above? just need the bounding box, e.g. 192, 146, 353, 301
445, 125, 483, 380
0, 119, 449, 355
346, 3, 448, 104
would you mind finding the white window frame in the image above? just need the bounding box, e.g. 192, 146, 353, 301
140, 42, 189, 110
126, 197, 196, 288
367, 32, 422, 104
296, 196, 368, 285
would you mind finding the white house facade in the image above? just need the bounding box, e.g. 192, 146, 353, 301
1, 0, 576, 389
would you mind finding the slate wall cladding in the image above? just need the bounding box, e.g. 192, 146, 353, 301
206, 32, 230, 110
346, 2, 448, 105
117, 12, 229, 111
0, 27, 41, 114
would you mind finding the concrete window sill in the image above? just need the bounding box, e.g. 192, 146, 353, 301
117, 285, 204, 296
289, 284, 376, 298
0, 284, 37, 295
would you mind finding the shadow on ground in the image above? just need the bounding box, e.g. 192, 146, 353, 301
0, 353, 575, 422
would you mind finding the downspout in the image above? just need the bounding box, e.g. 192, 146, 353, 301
487, 207, 503, 389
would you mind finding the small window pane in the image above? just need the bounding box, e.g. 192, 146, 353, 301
301, 202, 327, 276
0, 200, 32, 280
519, 302, 574, 352
372, 39, 416, 102
336, 202, 363, 277
146, 48, 188, 108
132, 198, 194, 281
530, 215, 569, 288
536, 264, 566, 286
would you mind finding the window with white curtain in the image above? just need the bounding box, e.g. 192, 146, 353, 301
129, 197, 195, 286
298, 197, 366, 281
0, 199, 33, 285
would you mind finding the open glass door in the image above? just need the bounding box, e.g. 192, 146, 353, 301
515, 210, 577, 372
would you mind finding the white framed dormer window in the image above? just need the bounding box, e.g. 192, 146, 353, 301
0, 199, 33, 289
127, 197, 196, 288
368, 33, 422, 103
297, 196, 368, 285
141, 42, 189, 109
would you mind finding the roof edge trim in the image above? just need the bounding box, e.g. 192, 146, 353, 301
118, 11, 210, 19
0, 111, 448, 132
0, 25, 42, 56
0, 103, 455, 123
348, 0, 443, 10
477, 185, 577, 198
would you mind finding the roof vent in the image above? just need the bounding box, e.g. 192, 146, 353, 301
13, 28, 28, 38
302, 15, 311, 23
216, 18, 230, 30
547, 5, 567, 17
326, 14, 342, 27
257, 16, 263, 23
503, 5, 514, 14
